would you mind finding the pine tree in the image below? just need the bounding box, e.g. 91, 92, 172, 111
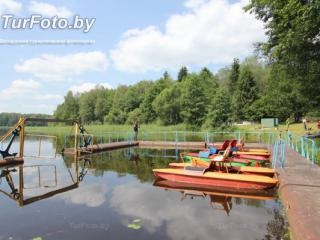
229, 58, 240, 93
233, 66, 258, 121
177, 66, 188, 82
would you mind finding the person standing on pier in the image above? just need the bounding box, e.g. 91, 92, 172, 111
133, 121, 139, 141
286, 117, 291, 131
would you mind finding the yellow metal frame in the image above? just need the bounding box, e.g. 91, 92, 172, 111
0, 117, 80, 159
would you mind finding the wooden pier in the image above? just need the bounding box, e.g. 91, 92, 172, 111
278, 147, 320, 240
61, 140, 269, 155
138, 141, 206, 149
62, 141, 139, 155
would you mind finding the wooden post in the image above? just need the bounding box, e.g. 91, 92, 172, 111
74, 122, 79, 156
19, 117, 26, 159
18, 165, 24, 206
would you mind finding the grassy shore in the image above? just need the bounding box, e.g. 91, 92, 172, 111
24, 122, 318, 136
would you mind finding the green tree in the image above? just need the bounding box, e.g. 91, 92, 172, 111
140, 77, 172, 123
228, 58, 240, 93
248, 65, 306, 122
204, 87, 231, 129
79, 93, 96, 123
177, 66, 188, 82
122, 81, 152, 113
54, 91, 79, 120
180, 74, 207, 128
199, 67, 218, 95
233, 66, 258, 121
126, 108, 143, 125
106, 86, 129, 124
153, 83, 182, 125
245, 0, 320, 110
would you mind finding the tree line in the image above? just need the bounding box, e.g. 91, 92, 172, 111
53, 55, 314, 130
0, 113, 52, 126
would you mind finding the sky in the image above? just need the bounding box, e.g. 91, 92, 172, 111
0, 0, 266, 114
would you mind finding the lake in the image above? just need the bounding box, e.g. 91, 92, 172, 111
0, 139, 288, 240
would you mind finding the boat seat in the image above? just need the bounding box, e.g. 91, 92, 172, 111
184, 166, 206, 172
212, 155, 224, 162
199, 151, 210, 158
184, 166, 208, 175
208, 146, 218, 154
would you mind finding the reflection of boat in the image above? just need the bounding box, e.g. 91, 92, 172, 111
153, 179, 276, 215
153, 168, 278, 190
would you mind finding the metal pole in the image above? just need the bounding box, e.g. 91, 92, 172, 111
305, 140, 310, 161
38, 136, 42, 157
312, 141, 315, 164
175, 131, 178, 145
301, 137, 305, 157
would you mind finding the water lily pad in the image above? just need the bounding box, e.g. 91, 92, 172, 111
127, 219, 142, 230
32, 237, 43, 240
131, 225, 141, 230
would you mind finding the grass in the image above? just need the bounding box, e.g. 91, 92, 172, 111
21, 122, 319, 137
25, 123, 189, 136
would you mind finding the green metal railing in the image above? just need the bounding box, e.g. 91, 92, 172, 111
284, 131, 317, 164
272, 139, 286, 168
63, 130, 319, 166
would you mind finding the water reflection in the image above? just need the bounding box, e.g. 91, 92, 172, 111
153, 179, 276, 216
0, 155, 79, 207
0, 141, 288, 240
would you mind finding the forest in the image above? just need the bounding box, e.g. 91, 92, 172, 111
52, 56, 315, 130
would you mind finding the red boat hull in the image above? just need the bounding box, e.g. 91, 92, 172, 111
153, 170, 277, 190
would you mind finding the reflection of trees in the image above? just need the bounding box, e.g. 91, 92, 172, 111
63, 148, 174, 182
261, 208, 289, 240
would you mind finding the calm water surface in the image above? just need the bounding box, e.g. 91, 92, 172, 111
0, 139, 288, 240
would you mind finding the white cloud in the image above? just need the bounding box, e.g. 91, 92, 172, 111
15, 51, 108, 81
0, 0, 22, 14
29, 1, 73, 18
70, 82, 113, 94
0, 79, 41, 99
33, 94, 63, 100
110, 181, 276, 240
59, 183, 108, 207
111, 0, 266, 73
184, 0, 207, 9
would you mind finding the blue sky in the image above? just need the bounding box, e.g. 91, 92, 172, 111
0, 0, 266, 114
